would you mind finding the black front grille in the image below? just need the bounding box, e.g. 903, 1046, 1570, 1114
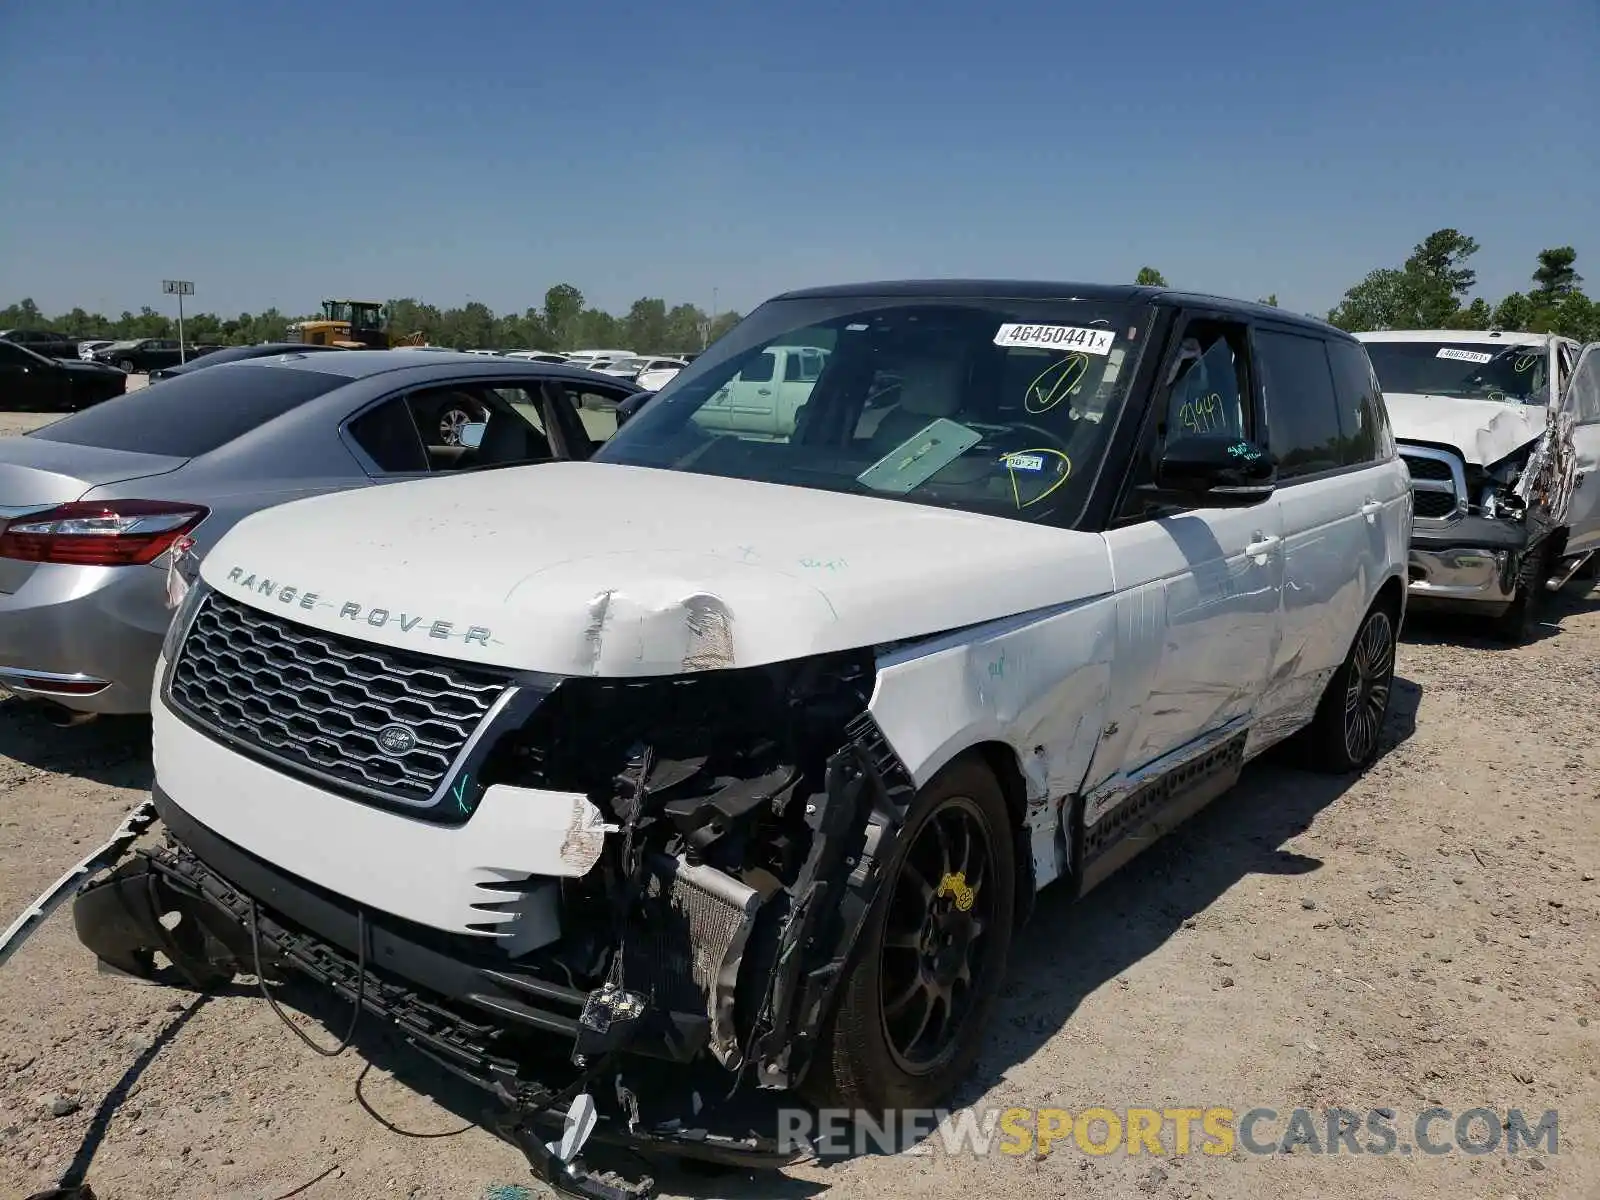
1401, 454, 1453, 481
1413, 491, 1459, 519
167, 591, 507, 805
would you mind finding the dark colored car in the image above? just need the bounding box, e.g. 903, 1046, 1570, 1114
0, 329, 82, 360
91, 339, 222, 374
0, 339, 127, 412
148, 342, 350, 382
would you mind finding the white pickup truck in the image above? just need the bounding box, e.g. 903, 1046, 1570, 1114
691, 344, 829, 438
1357, 329, 1600, 639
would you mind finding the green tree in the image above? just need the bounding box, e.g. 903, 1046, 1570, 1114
1404, 228, 1480, 297
622, 298, 669, 352
571, 307, 621, 349
542, 284, 584, 349
1454, 297, 1492, 329
1327, 268, 1420, 331
1135, 267, 1167, 286
662, 303, 707, 352
1329, 228, 1485, 331
1491, 292, 1533, 331
706, 311, 742, 343
1257, 294, 1279, 307
1531, 246, 1581, 305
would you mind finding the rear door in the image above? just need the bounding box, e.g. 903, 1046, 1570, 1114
1257, 327, 1392, 721
1564, 343, 1600, 554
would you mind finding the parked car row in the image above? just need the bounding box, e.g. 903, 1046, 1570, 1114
0, 339, 128, 412
1, 278, 1595, 1200
1, 331, 232, 372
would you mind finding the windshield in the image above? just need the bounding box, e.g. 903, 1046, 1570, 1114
1363, 340, 1550, 405
594, 295, 1153, 526
608, 357, 649, 371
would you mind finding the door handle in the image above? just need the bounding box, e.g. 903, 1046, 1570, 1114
1245, 534, 1281, 558
757, 388, 772, 395
1359, 499, 1383, 521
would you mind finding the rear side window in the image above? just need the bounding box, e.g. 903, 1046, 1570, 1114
1325, 339, 1390, 465
1257, 329, 1343, 480
31, 364, 346, 457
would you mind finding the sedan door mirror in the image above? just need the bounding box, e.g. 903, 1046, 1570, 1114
459, 421, 486, 449
615, 391, 653, 428
1142, 433, 1276, 507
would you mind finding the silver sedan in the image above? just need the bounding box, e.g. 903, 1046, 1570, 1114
0, 350, 640, 719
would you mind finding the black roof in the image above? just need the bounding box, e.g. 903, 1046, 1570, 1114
769, 279, 1349, 340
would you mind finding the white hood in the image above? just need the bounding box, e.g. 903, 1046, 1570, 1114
1384, 392, 1548, 466
201, 461, 1114, 676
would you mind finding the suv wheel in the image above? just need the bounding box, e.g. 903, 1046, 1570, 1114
1489, 541, 1551, 643
118, 358, 136, 373
1303, 601, 1397, 774
804, 755, 1014, 1113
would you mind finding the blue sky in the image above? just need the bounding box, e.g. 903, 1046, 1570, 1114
2, 0, 1596, 321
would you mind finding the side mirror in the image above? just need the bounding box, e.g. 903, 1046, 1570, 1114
459, 421, 486, 449
1143, 434, 1276, 507
615, 391, 653, 428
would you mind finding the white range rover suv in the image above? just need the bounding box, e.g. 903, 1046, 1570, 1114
75, 282, 1411, 1199
1357, 329, 1600, 639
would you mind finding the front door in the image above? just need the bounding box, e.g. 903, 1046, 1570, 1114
1564, 344, 1600, 554
1097, 315, 1284, 785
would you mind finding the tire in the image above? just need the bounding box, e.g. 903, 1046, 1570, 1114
804, 755, 1015, 1113
1302, 600, 1397, 774
1488, 540, 1551, 643
118, 358, 136, 373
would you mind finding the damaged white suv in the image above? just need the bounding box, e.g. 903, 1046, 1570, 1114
75, 282, 1410, 1199
1357, 329, 1600, 639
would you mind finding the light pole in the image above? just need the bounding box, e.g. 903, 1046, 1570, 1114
162, 280, 195, 362
704, 287, 718, 350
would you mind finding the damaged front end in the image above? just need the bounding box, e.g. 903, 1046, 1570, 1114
1403, 406, 1580, 616
72, 647, 922, 1198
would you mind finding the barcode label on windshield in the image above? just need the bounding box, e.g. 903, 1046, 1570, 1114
1437, 347, 1494, 363
994, 324, 1115, 355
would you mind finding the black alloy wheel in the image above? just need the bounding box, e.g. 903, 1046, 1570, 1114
879, 795, 996, 1074
1342, 608, 1395, 766
804, 755, 1015, 1112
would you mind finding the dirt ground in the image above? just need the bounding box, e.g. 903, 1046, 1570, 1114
1, 404, 1596, 1199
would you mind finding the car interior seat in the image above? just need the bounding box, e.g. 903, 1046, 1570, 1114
867, 357, 969, 453
467, 410, 552, 468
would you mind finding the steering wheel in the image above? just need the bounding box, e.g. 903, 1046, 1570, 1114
1002, 420, 1079, 459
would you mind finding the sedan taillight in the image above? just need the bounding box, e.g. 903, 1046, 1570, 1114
0, 501, 208, 566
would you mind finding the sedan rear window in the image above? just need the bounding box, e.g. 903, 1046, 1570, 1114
31, 364, 346, 457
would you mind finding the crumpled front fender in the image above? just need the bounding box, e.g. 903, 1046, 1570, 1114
73, 855, 244, 990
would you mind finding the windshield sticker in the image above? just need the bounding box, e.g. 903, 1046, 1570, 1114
995, 323, 1115, 356
1437, 347, 1494, 364
1514, 353, 1539, 374
1001, 452, 1046, 473
1025, 354, 1090, 414
1001, 447, 1072, 509
856, 417, 984, 494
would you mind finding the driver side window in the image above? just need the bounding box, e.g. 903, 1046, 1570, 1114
1116, 319, 1254, 523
